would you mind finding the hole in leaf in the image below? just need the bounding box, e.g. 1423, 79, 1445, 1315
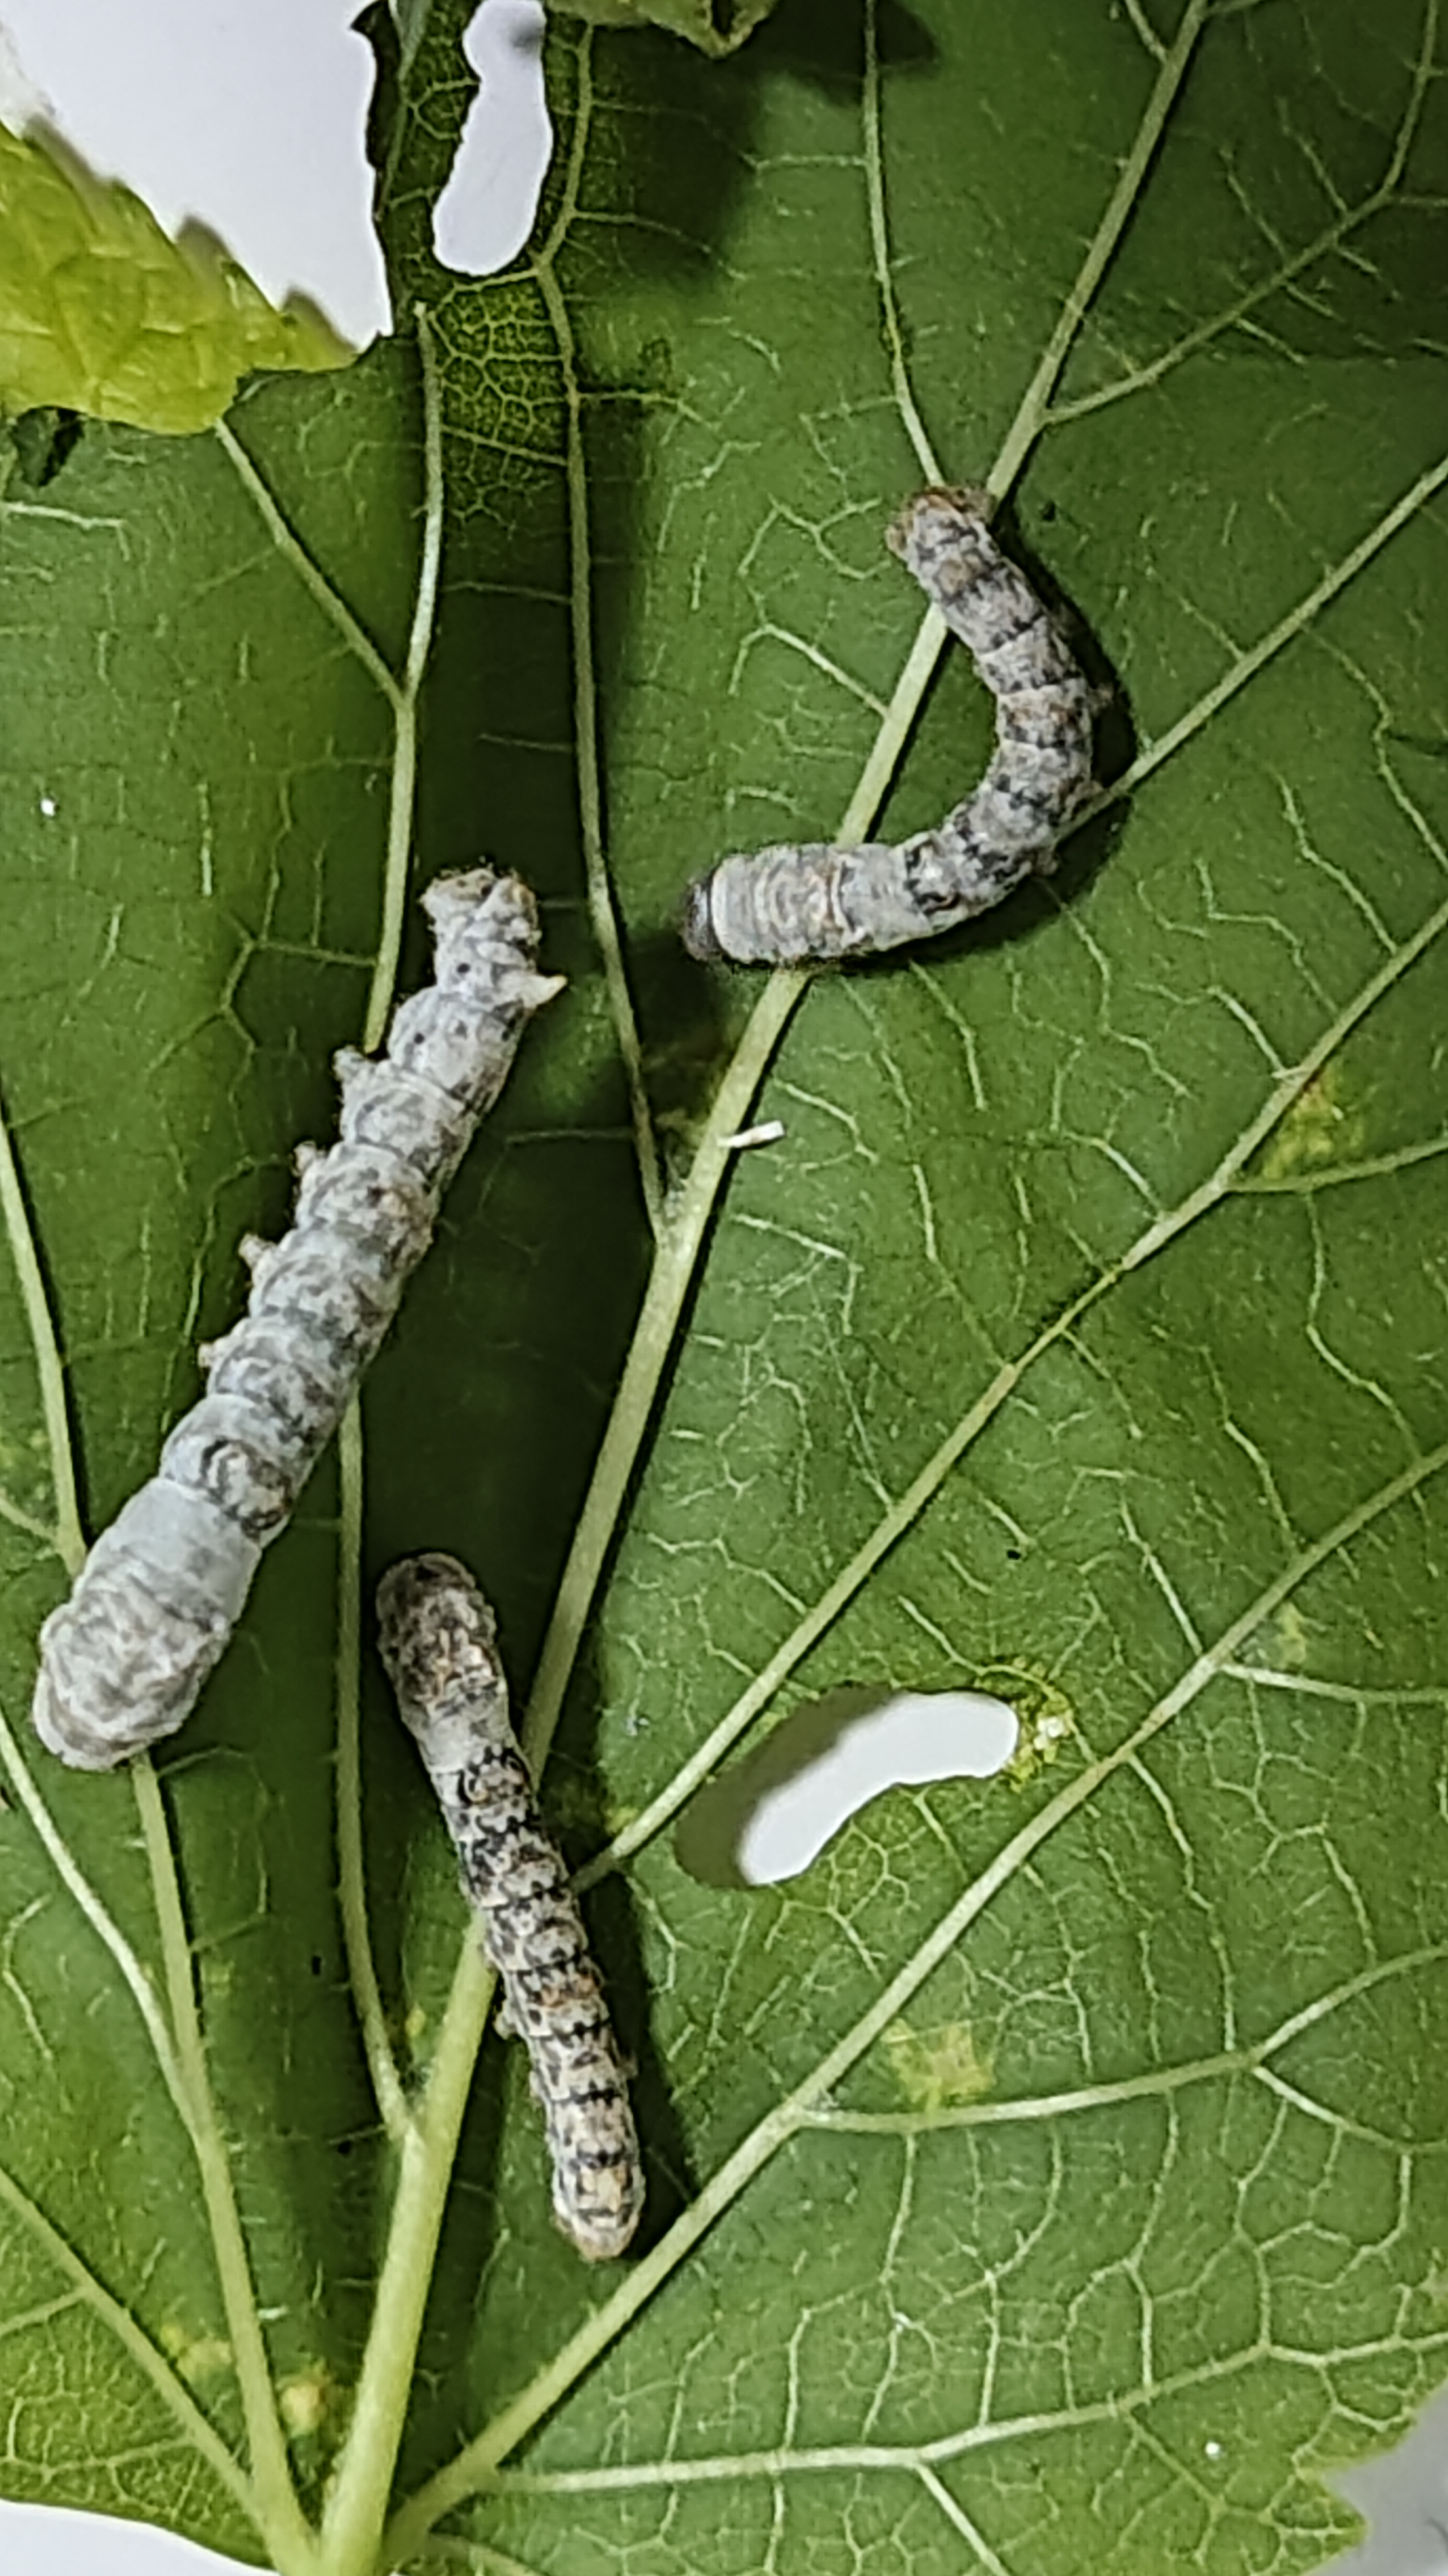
433, 0, 553, 277
676, 1681, 1019, 1890
8, 406, 84, 487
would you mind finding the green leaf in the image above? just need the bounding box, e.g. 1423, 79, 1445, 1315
388, 0, 434, 72
0, 124, 355, 435
542, 0, 780, 55
3, 2, 1448, 2573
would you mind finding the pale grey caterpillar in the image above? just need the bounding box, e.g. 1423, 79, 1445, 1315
376, 1552, 644, 2263
33, 869, 561, 1773
682, 485, 1097, 964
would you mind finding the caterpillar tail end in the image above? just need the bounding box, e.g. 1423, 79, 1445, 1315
680, 871, 725, 962
30, 1658, 114, 1772
556, 2205, 643, 2264
553, 2155, 647, 2263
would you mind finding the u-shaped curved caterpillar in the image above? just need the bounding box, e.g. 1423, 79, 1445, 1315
682, 486, 1097, 964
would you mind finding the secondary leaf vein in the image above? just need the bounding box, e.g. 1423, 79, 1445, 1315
384, 1438, 1448, 2554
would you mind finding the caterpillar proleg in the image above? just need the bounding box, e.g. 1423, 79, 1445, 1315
682, 486, 1097, 963
376, 1552, 644, 2263
33, 869, 561, 1772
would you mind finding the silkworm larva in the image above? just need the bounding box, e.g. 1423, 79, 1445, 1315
33, 869, 561, 1771
682, 485, 1096, 963
376, 1551, 644, 2263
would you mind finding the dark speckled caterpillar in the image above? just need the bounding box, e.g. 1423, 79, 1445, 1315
376, 1552, 644, 2263
682, 486, 1097, 964
33, 870, 561, 1773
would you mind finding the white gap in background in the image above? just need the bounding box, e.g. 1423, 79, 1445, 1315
0, 0, 556, 344
2, 2504, 262, 2576
433, 1, 552, 276
738, 1689, 1020, 1885
1328, 2387, 1448, 2576
0, 16, 47, 125
0, 0, 392, 347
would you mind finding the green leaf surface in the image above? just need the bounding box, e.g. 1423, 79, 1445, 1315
542, 0, 780, 55
2, 3, 1447, 2573
388, 0, 436, 75
0, 124, 355, 434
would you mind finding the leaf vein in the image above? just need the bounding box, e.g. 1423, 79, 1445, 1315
385, 1444, 1448, 2551
131, 1762, 312, 2568
0, 1082, 83, 1575
0, 2157, 254, 2521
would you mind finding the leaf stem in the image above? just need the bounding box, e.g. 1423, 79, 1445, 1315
363, 310, 446, 1056
330, 308, 458, 2135
0, 1081, 84, 1575
331, 311, 449, 2142
986, 0, 1211, 500
316, 1945, 497, 2576
384, 1438, 1448, 2558
1082, 0, 1442, 378
518, 968, 804, 1766
131, 1759, 316, 2573
520, 594, 948, 1778
340, 499, 957, 2576
335, 1399, 411, 2142
404, 310, 447, 703
534, 37, 666, 1238
799, 1940, 1448, 2136
214, 421, 402, 714
310, 308, 483, 2575
0, 1701, 193, 2130
350, 461, 959, 2576
0, 1487, 58, 1550
1121, 0, 1167, 63
863, 0, 941, 484
1088, 448, 1448, 812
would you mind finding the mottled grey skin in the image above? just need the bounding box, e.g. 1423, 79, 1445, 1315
376, 1553, 644, 2264
33, 870, 560, 1772
682, 486, 1097, 964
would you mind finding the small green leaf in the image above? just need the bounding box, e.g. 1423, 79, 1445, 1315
0, 124, 355, 435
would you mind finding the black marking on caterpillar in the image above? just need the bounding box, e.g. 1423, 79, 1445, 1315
376, 1552, 644, 2263
33, 870, 561, 1773
682, 485, 1097, 964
